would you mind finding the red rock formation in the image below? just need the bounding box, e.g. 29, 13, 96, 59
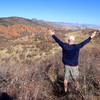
0, 24, 49, 39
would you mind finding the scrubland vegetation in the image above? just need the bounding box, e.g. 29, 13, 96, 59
0, 17, 100, 100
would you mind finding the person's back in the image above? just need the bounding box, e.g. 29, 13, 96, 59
62, 43, 80, 66
52, 34, 92, 66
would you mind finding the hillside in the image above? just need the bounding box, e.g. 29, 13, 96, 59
0, 17, 49, 40
0, 17, 69, 49
0, 17, 100, 100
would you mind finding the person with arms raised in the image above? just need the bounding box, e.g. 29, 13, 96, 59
49, 30, 96, 92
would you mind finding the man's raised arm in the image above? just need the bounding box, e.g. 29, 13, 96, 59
49, 30, 64, 48
77, 31, 97, 48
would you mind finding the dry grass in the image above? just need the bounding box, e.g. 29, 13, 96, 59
0, 29, 99, 100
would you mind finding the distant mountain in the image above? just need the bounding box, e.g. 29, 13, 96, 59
57, 22, 100, 29
81, 24, 100, 28
31, 18, 64, 28
0, 17, 54, 27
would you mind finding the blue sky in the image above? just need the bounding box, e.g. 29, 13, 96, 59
0, 0, 100, 25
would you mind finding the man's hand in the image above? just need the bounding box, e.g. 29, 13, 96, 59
49, 30, 55, 35
91, 31, 96, 38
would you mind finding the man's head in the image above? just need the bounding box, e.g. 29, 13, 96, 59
68, 36, 75, 44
